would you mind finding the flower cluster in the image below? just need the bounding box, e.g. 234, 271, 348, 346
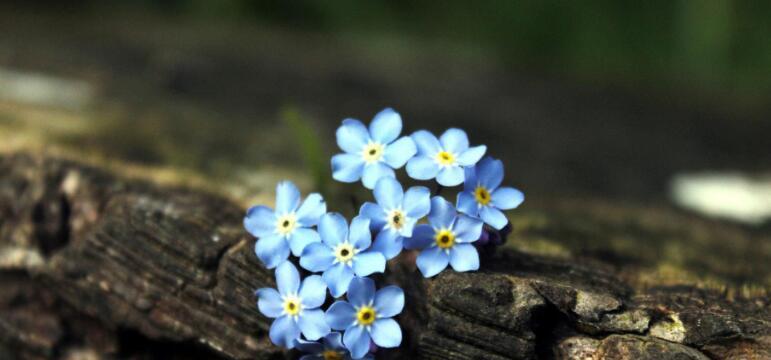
245, 108, 524, 358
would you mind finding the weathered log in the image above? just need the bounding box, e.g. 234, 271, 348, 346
0, 152, 768, 359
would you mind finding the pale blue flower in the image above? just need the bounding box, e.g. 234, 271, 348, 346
299, 213, 386, 298
295, 332, 374, 360
255, 262, 330, 349
331, 108, 417, 189
244, 181, 326, 269
359, 177, 430, 260
406, 128, 486, 186
457, 157, 524, 230
405, 196, 484, 277
324, 277, 404, 359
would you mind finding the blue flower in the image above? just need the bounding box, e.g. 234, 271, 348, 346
359, 177, 431, 260
406, 128, 486, 186
255, 262, 331, 348
299, 213, 386, 298
324, 277, 404, 359
331, 108, 417, 189
405, 196, 484, 277
295, 332, 374, 360
457, 157, 524, 230
244, 181, 326, 269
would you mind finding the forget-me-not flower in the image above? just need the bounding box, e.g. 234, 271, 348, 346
300, 213, 386, 298
255, 262, 331, 348
457, 157, 524, 230
406, 128, 486, 186
331, 108, 417, 189
244, 181, 326, 269
325, 277, 404, 359
295, 332, 373, 360
405, 196, 484, 277
359, 177, 430, 260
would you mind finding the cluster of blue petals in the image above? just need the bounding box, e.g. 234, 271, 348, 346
245, 108, 524, 358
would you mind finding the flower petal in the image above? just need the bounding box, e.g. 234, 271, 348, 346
439, 128, 469, 153
295, 338, 324, 355
296, 193, 326, 227
276, 181, 301, 214
244, 206, 276, 238
343, 325, 371, 360
404, 224, 434, 250
477, 157, 504, 190
336, 118, 370, 154
276, 261, 301, 296
347, 277, 376, 307
406, 155, 440, 180
492, 187, 525, 210
298, 309, 330, 341
319, 213, 348, 247
373, 177, 404, 210
369, 108, 402, 144
332, 153, 365, 183
428, 196, 456, 229
456, 191, 479, 217
352, 251, 386, 277
370, 318, 402, 348
416, 247, 449, 278
398, 217, 419, 238
359, 202, 386, 231
449, 243, 480, 272
322, 332, 344, 351
299, 275, 328, 309
269, 315, 301, 349
383, 136, 416, 169
348, 216, 372, 250
436, 166, 465, 187
480, 206, 508, 230
456, 145, 487, 166
453, 215, 484, 243
373, 286, 404, 318
371, 230, 403, 260
289, 228, 321, 257
255, 288, 283, 318
462, 165, 477, 192
323, 263, 355, 298
403, 186, 431, 219
255, 234, 290, 269
325, 301, 356, 330
300, 242, 335, 272
411, 130, 441, 155
361, 162, 396, 190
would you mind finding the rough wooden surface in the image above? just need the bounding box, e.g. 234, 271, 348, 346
0, 152, 768, 359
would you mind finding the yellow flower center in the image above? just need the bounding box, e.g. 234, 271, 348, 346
334, 243, 356, 265
275, 213, 297, 236
356, 306, 377, 326
361, 142, 385, 164
435, 151, 456, 166
283, 297, 302, 316
323, 350, 344, 360
434, 229, 455, 249
474, 186, 492, 206
386, 209, 406, 231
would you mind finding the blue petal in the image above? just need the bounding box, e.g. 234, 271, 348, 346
300, 242, 335, 272
456, 145, 487, 166
324, 263, 355, 298
383, 136, 416, 169
244, 206, 276, 238
462, 166, 477, 192
300, 275, 328, 309
403, 186, 431, 219
255, 234, 290, 269
406, 155, 440, 180
298, 309, 330, 341
319, 213, 348, 247
373, 286, 404, 318
456, 191, 479, 217
295, 338, 324, 354
398, 217, 419, 238
332, 154, 365, 183
325, 301, 356, 330
404, 224, 434, 250
359, 202, 386, 231
439, 128, 469, 153
453, 215, 484, 243
373, 177, 403, 210
348, 216, 372, 250
477, 157, 504, 190
371, 230, 404, 260
276, 261, 301, 296
449, 243, 479, 272
362, 163, 396, 190
343, 325, 371, 360
352, 252, 386, 277
370, 318, 402, 348
289, 228, 321, 256
276, 181, 301, 214
369, 108, 402, 144
411, 130, 441, 155
436, 166, 465, 187
269, 315, 300, 349
296, 193, 326, 227
322, 332, 345, 351
347, 277, 376, 307
255, 288, 283, 318
416, 247, 449, 278
336, 119, 370, 154
480, 206, 508, 230
428, 196, 456, 229
492, 187, 525, 210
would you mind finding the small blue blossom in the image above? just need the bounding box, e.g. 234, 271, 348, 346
300, 213, 386, 298
295, 332, 374, 360
406, 128, 486, 186
359, 177, 431, 260
331, 108, 417, 189
457, 157, 524, 230
405, 196, 484, 277
244, 181, 326, 269
255, 262, 331, 348
324, 277, 404, 359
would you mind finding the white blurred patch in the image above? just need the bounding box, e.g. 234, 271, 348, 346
671, 172, 771, 225
0, 67, 94, 110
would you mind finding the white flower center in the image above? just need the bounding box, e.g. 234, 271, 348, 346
385, 209, 407, 231
434, 150, 457, 168
275, 213, 297, 236
361, 142, 385, 164
282, 294, 303, 318
333, 242, 357, 266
